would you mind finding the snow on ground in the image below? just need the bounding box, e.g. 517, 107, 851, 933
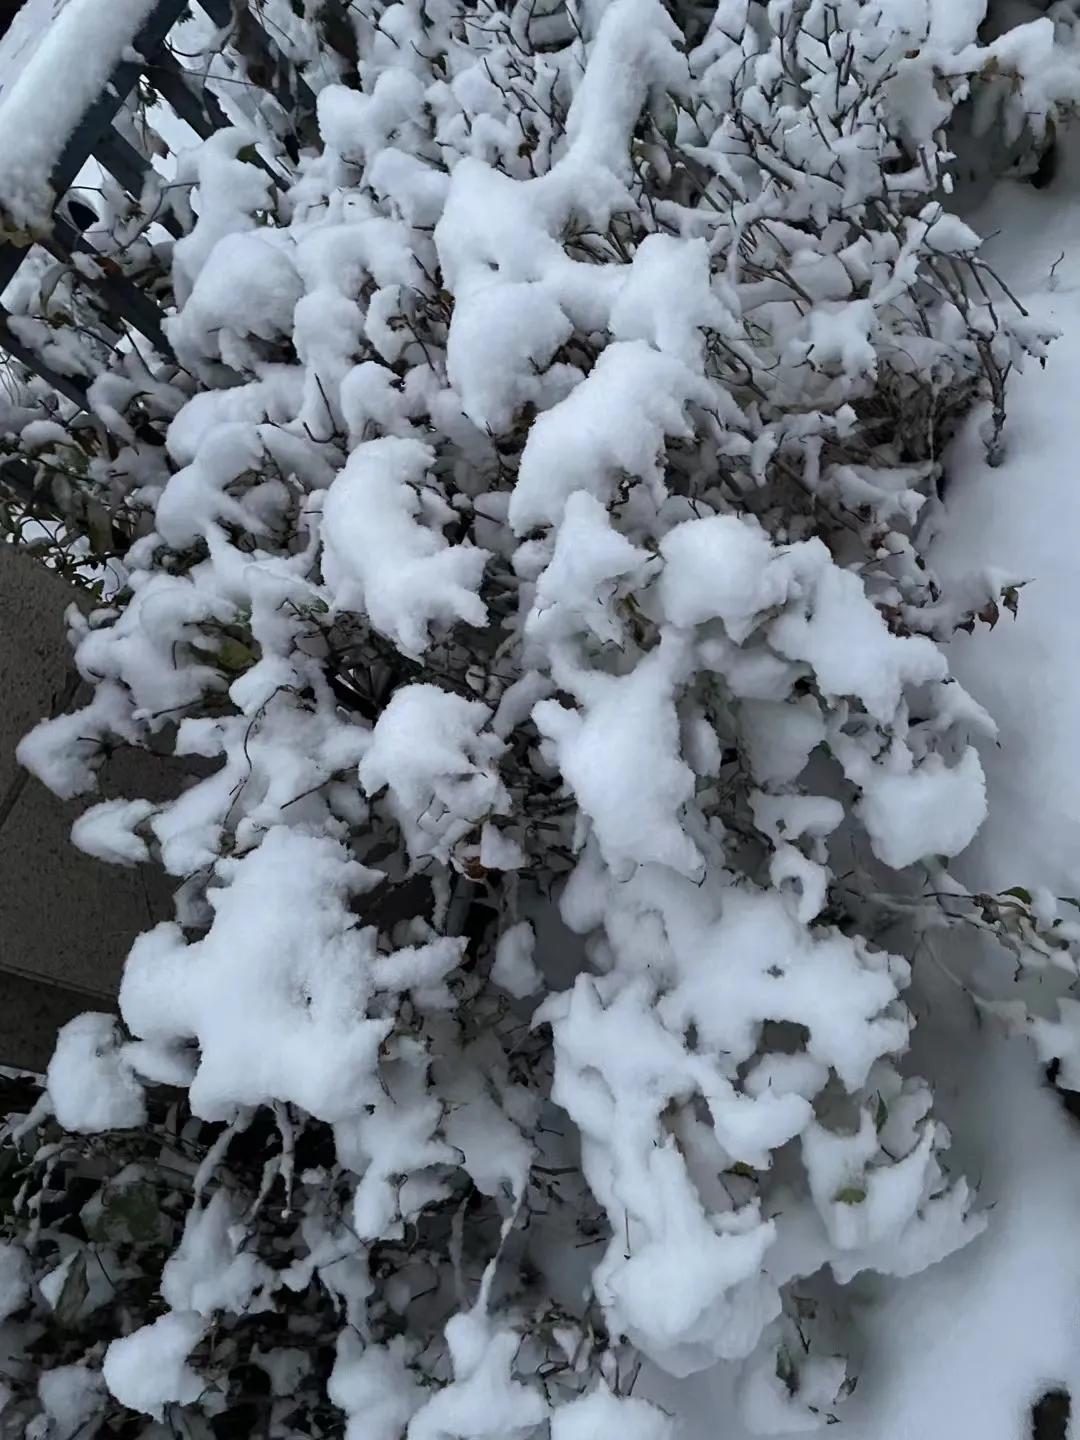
935, 151, 1080, 901
664, 138, 1080, 1440
655, 1024, 1080, 1440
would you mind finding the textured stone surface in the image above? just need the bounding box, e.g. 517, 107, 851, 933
0, 545, 172, 1070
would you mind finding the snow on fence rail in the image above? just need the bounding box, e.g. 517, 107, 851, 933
0, 0, 317, 521
0, 0, 170, 234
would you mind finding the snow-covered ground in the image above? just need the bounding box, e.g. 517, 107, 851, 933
658, 1032, 1080, 1440
659, 138, 1080, 1440
938, 153, 1080, 900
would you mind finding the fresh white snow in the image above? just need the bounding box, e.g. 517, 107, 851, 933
10, 1, 1080, 1437
663, 100, 1080, 1440
0, 0, 160, 231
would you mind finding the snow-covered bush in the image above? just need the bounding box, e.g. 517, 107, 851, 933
8, 0, 1080, 1434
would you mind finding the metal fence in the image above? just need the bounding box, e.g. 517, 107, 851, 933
0, 0, 322, 518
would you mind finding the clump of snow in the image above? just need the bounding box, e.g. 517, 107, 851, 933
855, 746, 988, 870
767, 554, 946, 724
526, 491, 651, 649
71, 798, 156, 867
491, 921, 541, 999
38, 1365, 106, 1440
103, 1311, 206, 1419
534, 638, 702, 879
447, 282, 572, 434
47, 1014, 147, 1133
551, 1384, 673, 1440
736, 1344, 847, 1436
657, 516, 792, 642
359, 685, 508, 865
329, 1332, 423, 1440
17, 681, 138, 801
120, 826, 464, 1123
170, 129, 277, 304
322, 438, 490, 659
408, 1309, 548, 1440
509, 343, 708, 535
162, 1190, 274, 1316
169, 231, 303, 370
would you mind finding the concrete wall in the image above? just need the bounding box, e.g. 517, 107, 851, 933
0, 545, 173, 1071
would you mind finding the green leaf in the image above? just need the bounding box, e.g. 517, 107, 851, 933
190, 637, 254, 675
216, 636, 256, 674
85, 500, 114, 558
874, 1095, 888, 1132
84, 1181, 164, 1246
727, 1161, 756, 1180
833, 1186, 867, 1206
54, 1252, 89, 1327
1001, 886, 1032, 905
775, 1346, 797, 1395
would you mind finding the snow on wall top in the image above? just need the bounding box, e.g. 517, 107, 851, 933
0, 0, 159, 233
